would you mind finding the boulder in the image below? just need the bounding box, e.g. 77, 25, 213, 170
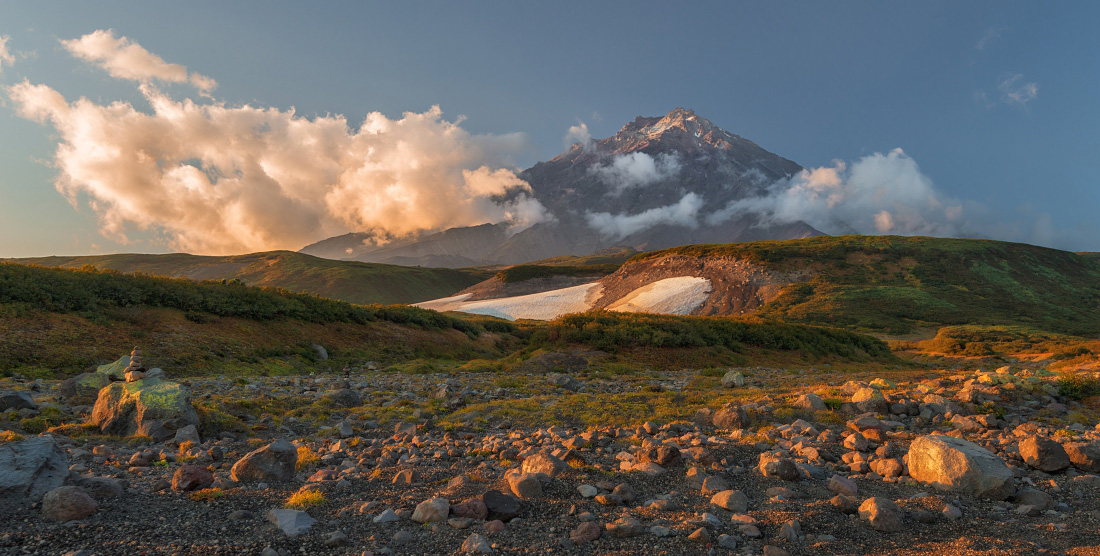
858, 497, 903, 532
0, 390, 36, 411
1013, 488, 1053, 511
758, 452, 801, 481
507, 473, 542, 499
570, 521, 601, 545
411, 497, 450, 523
1064, 442, 1100, 473
41, 486, 98, 522
90, 378, 199, 442
520, 453, 567, 477
1019, 436, 1071, 472
721, 370, 745, 388
266, 509, 315, 538
96, 355, 131, 380
638, 445, 682, 467
172, 464, 215, 491
58, 373, 111, 406
605, 515, 644, 538
480, 490, 521, 521
230, 439, 297, 482
793, 393, 827, 412
452, 497, 489, 521
907, 435, 1014, 500
323, 388, 361, 408
710, 490, 749, 512
0, 436, 68, 501
713, 403, 749, 430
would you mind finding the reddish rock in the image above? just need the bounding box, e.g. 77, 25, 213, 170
172, 464, 214, 492
452, 497, 489, 521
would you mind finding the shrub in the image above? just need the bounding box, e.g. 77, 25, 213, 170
0, 430, 24, 443
188, 488, 226, 502
18, 417, 47, 434
286, 490, 324, 509
296, 445, 319, 471
1057, 374, 1100, 400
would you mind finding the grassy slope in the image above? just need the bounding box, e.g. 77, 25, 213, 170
493, 248, 639, 284
635, 236, 1100, 335
0, 263, 511, 376
5, 251, 488, 305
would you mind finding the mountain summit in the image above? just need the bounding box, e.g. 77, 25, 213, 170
302, 108, 821, 265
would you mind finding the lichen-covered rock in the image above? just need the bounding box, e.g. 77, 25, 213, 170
91, 378, 199, 442
96, 355, 131, 380
908, 435, 1014, 500
230, 439, 297, 482
58, 372, 111, 405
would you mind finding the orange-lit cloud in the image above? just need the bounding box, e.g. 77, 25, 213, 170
61, 29, 216, 95
9, 32, 545, 255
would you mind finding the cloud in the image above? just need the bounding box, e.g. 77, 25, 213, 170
564, 122, 593, 151
591, 152, 682, 195
0, 35, 13, 74
61, 29, 217, 96
707, 148, 965, 237
975, 27, 1008, 51
586, 192, 703, 239
7, 78, 546, 255
998, 73, 1038, 106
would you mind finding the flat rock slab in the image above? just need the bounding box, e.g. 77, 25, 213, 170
0, 436, 68, 501
266, 509, 316, 538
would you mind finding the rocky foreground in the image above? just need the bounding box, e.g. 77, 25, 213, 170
2, 361, 1100, 555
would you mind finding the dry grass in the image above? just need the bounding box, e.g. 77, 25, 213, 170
296, 445, 319, 471
285, 490, 324, 509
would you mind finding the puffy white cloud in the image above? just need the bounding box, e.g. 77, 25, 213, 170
61, 29, 217, 96
592, 151, 682, 195
0, 35, 14, 74
7, 78, 545, 255
707, 148, 964, 237
998, 73, 1038, 106
586, 192, 703, 239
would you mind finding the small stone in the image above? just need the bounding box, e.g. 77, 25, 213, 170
758, 452, 801, 481
577, 484, 598, 498
484, 520, 505, 534
507, 473, 542, 500
721, 370, 745, 388
828, 475, 858, 497
650, 525, 673, 537
688, 527, 711, 543
461, 533, 493, 554
452, 497, 489, 521
373, 508, 400, 523
605, 515, 644, 538
717, 534, 738, 549
701, 475, 730, 494
391, 530, 414, 546
1019, 436, 1071, 473
570, 521, 601, 545
323, 530, 350, 547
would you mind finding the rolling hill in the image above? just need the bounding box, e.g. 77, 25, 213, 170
3, 251, 489, 305
419, 236, 1100, 336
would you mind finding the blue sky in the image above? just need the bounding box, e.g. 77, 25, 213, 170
0, 1, 1097, 256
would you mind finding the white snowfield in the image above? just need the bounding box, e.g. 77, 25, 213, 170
606, 276, 712, 315
415, 276, 712, 321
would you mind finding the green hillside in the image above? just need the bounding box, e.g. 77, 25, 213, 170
636, 236, 1100, 335
0, 262, 509, 376
4, 251, 488, 305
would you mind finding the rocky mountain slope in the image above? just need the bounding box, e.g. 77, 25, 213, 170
301, 108, 822, 267
4, 251, 488, 306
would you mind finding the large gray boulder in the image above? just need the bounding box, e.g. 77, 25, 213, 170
91, 378, 199, 442
230, 439, 297, 482
0, 390, 36, 411
712, 402, 749, 430
0, 436, 69, 501
908, 435, 1015, 500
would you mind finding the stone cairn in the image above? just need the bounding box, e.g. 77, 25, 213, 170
123, 347, 146, 382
